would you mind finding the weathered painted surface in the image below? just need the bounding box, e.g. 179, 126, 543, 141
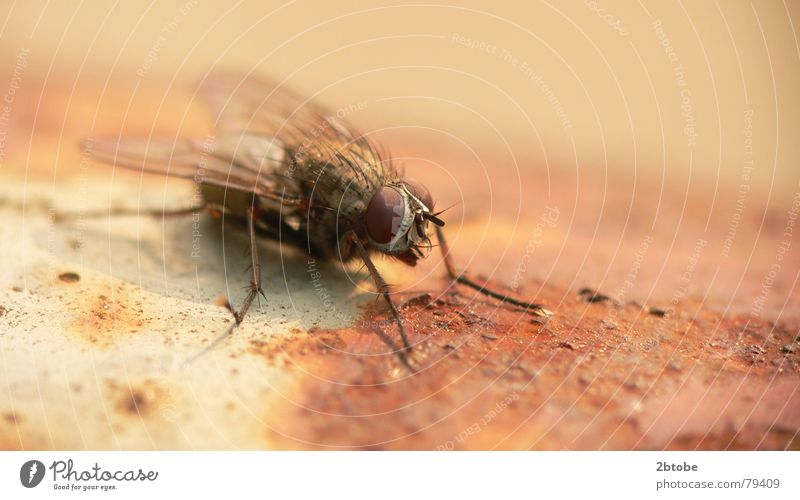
1, 79, 797, 450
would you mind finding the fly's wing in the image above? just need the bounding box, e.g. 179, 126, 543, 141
85, 72, 389, 203
197, 72, 393, 188
199, 72, 364, 149
84, 134, 288, 200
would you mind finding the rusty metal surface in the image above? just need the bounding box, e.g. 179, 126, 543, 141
1, 78, 798, 451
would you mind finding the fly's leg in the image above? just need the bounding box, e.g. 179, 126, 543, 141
435, 225, 553, 317
55, 200, 267, 365
227, 207, 267, 324
368, 322, 415, 372
181, 207, 266, 366
54, 204, 207, 222
347, 232, 414, 366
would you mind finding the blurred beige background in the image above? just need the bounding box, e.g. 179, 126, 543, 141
1, 0, 798, 197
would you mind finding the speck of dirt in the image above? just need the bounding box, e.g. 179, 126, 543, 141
457, 311, 494, 327
781, 344, 796, 354
601, 319, 618, 330
481, 333, 499, 340
124, 390, 148, 414
58, 272, 81, 283
11, 286, 22, 292
578, 288, 610, 303
0, 305, 7, 317
402, 293, 434, 309
648, 307, 668, 317
743, 344, 766, 364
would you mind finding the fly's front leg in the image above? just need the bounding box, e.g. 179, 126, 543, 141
435, 225, 553, 317
347, 231, 413, 353
228, 207, 267, 324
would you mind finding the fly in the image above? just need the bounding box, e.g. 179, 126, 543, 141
83, 72, 552, 368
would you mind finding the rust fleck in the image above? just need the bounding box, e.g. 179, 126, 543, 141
58, 272, 81, 283
116, 380, 170, 419
215, 294, 232, 309
3, 412, 21, 424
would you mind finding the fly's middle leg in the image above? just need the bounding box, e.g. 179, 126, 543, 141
181, 207, 265, 366
227, 207, 267, 324
435, 225, 553, 317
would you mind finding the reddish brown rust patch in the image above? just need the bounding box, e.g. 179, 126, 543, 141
251, 282, 799, 450
71, 287, 149, 347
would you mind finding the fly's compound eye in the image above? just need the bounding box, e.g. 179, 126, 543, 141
366, 186, 406, 244
402, 178, 434, 210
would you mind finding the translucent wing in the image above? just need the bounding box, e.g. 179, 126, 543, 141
197, 71, 367, 149
85, 72, 387, 200
85, 134, 288, 199
199, 72, 393, 195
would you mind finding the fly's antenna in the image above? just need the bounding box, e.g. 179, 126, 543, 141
423, 201, 461, 227
423, 213, 445, 227
423, 211, 445, 227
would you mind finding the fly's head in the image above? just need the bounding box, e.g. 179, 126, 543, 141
365, 179, 445, 266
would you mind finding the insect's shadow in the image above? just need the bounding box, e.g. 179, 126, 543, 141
45, 214, 369, 330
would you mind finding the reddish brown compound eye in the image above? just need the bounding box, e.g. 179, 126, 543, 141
366, 186, 405, 244
402, 178, 433, 209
